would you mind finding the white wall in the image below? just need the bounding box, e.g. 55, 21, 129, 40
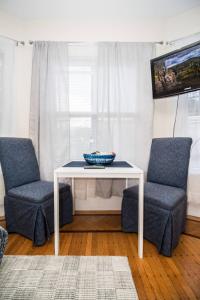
165, 6, 200, 41
0, 11, 25, 40
26, 17, 164, 42
0, 5, 200, 216
21, 0, 167, 42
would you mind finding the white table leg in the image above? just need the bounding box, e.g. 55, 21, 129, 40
71, 178, 75, 215
54, 173, 59, 256
138, 172, 144, 258
125, 178, 128, 189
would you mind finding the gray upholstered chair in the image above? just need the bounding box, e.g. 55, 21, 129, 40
121, 137, 192, 256
0, 137, 73, 246
0, 226, 8, 264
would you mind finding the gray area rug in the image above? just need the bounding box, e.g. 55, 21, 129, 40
0, 255, 138, 299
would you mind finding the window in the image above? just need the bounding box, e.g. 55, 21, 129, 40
188, 91, 200, 117
69, 66, 92, 113
53, 42, 151, 163
56, 44, 97, 159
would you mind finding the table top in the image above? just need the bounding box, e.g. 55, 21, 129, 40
54, 160, 143, 178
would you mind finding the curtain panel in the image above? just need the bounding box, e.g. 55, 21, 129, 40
30, 41, 155, 200
172, 33, 200, 217
30, 42, 70, 180
96, 42, 155, 197
175, 91, 200, 216
0, 37, 16, 217
0, 37, 15, 136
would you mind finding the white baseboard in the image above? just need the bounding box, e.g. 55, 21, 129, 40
0, 204, 4, 218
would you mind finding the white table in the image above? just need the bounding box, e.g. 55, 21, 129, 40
54, 161, 144, 258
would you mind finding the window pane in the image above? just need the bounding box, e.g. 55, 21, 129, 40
55, 73, 68, 112
69, 66, 92, 113
188, 91, 200, 116
187, 91, 200, 171
70, 117, 92, 159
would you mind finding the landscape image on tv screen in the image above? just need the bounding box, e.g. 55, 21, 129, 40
151, 42, 200, 99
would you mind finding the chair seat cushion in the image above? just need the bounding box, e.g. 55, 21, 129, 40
123, 182, 186, 210
8, 181, 70, 203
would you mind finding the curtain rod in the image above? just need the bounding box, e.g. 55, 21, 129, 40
1, 32, 199, 47
28, 40, 164, 45
0, 34, 25, 46
166, 31, 200, 45
29, 32, 200, 46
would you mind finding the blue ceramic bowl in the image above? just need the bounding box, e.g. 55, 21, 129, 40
83, 152, 116, 165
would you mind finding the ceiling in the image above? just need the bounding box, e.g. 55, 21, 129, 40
0, 0, 199, 21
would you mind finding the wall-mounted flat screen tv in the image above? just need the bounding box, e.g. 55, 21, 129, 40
151, 41, 200, 99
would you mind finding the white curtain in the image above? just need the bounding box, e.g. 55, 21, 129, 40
96, 43, 155, 197
0, 37, 15, 217
30, 41, 155, 200
172, 33, 200, 217
0, 37, 15, 136
175, 91, 200, 216
30, 42, 70, 179
96, 42, 154, 168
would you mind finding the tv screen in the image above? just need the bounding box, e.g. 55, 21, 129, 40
151, 41, 200, 99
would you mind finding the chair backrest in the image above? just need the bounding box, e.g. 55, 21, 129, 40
0, 138, 40, 192
147, 137, 192, 191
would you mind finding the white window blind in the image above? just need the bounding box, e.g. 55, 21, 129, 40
66, 44, 97, 158
69, 66, 92, 113
187, 91, 200, 171
188, 90, 200, 116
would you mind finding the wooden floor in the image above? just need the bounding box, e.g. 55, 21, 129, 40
1, 216, 200, 300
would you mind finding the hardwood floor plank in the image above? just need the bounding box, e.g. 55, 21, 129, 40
160, 256, 198, 300
133, 259, 155, 300
146, 256, 180, 300
85, 232, 92, 255
174, 256, 200, 298
142, 258, 167, 299
68, 232, 87, 255
60, 232, 73, 255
